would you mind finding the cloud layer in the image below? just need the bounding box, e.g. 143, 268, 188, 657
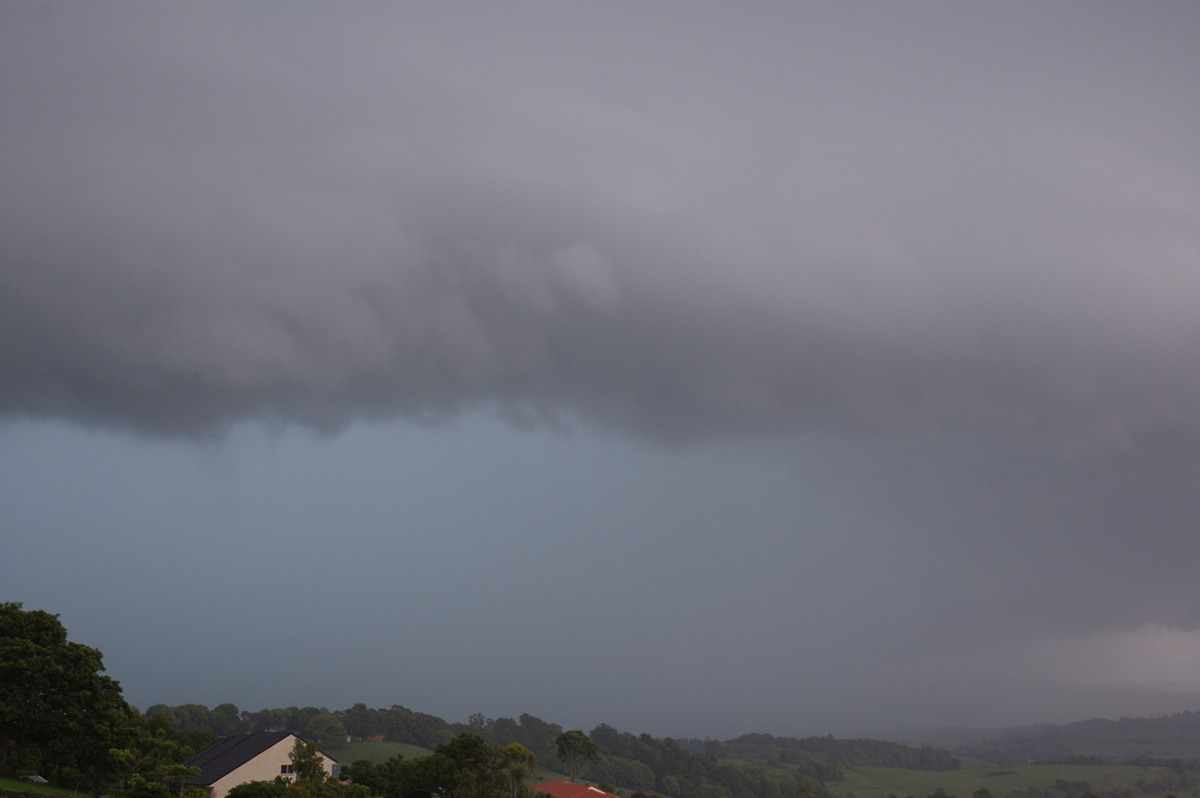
5, 4, 1200, 734
4, 3, 1198, 452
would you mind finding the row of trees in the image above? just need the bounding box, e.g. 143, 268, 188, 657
143, 703, 450, 751
144, 704, 349, 751
144, 697, 836, 798
475, 719, 832, 798
141, 699, 840, 798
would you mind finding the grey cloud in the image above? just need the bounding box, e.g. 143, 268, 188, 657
13, 4, 1200, 738
3, 7, 1200, 443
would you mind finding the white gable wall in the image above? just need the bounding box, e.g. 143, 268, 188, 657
207, 735, 336, 798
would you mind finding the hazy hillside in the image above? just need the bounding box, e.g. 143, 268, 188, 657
874, 711, 1200, 764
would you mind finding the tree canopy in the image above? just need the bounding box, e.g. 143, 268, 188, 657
554, 730, 599, 783
290, 738, 330, 783
0, 602, 129, 780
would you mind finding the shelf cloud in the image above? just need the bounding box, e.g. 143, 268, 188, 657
4, 4, 1198, 455
4, 2, 1200, 735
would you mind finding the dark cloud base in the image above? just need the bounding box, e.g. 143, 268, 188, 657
4, 2, 1200, 735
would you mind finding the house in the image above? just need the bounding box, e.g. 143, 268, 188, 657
182, 731, 339, 798
531, 781, 619, 798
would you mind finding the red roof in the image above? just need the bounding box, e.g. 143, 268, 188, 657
532, 781, 619, 798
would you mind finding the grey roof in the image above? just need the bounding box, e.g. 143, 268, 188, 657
182, 731, 298, 786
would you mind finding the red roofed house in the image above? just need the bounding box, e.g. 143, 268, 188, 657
532, 781, 619, 798
182, 731, 338, 798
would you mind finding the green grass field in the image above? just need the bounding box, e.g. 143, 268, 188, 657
324, 740, 432, 764
831, 763, 1182, 798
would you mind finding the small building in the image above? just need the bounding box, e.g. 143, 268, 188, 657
182, 731, 338, 798
531, 781, 619, 798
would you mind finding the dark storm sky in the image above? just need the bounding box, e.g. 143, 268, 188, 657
3, 2, 1200, 738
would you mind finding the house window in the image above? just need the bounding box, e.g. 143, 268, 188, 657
281, 766, 294, 775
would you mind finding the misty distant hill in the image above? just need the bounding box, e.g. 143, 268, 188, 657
871, 710, 1200, 764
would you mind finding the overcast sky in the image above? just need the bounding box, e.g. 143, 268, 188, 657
4, 1, 1200, 740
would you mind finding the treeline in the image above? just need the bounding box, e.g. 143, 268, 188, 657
468, 715, 820, 798
142, 703, 841, 798
582, 721, 832, 798
143, 702, 975, 798
722, 733, 960, 771
144, 703, 449, 751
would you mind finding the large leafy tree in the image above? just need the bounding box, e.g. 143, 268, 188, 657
290, 738, 329, 783
436, 732, 504, 798
0, 602, 129, 779
554, 731, 598, 783
305, 713, 347, 752
499, 744, 538, 798
108, 716, 202, 798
